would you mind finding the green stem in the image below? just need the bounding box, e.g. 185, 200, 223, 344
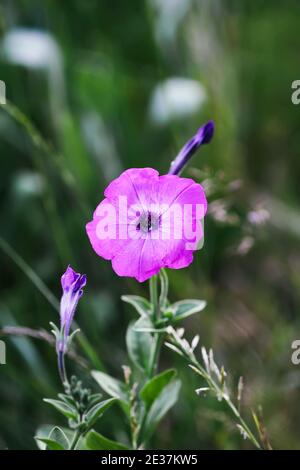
148, 275, 162, 377
58, 350, 70, 390
159, 269, 168, 310
137, 275, 164, 448
129, 389, 138, 450
138, 332, 164, 448
149, 275, 158, 322
69, 429, 81, 450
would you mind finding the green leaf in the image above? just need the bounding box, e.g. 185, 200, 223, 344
49, 321, 60, 340
48, 426, 69, 450
35, 425, 53, 450
35, 437, 65, 450
133, 316, 153, 330
67, 328, 81, 347
57, 393, 76, 407
85, 430, 130, 450
169, 299, 206, 322
87, 393, 103, 408
36, 426, 69, 451
35, 425, 85, 450
91, 371, 128, 403
43, 399, 77, 420
133, 316, 167, 333
140, 369, 177, 410
121, 295, 152, 317
126, 321, 154, 373
85, 398, 118, 428
142, 379, 181, 442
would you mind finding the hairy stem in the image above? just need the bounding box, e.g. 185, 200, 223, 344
58, 350, 69, 390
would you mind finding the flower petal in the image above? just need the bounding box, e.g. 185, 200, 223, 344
104, 167, 159, 210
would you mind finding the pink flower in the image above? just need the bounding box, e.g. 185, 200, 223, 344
86, 168, 207, 282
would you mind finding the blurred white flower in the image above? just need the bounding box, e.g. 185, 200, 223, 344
149, 77, 206, 124
148, 0, 191, 45
2, 28, 61, 70
13, 171, 44, 197
1, 28, 65, 115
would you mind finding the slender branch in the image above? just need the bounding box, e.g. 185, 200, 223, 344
0, 326, 88, 369
166, 328, 261, 450
189, 357, 261, 449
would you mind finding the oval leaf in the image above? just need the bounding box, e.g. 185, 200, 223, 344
43, 399, 77, 420
126, 321, 154, 374
91, 371, 128, 402
142, 379, 181, 443
169, 299, 206, 322
35, 425, 84, 450
91, 370, 129, 417
85, 430, 130, 450
85, 398, 118, 428
121, 295, 152, 317
35, 437, 65, 451
140, 369, 177, 410
48, 426, 69, 450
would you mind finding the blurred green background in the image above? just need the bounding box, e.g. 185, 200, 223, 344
1, 0, 300, 450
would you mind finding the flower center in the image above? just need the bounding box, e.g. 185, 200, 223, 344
137, 211, 160, 233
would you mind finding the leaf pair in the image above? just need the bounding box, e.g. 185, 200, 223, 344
42, 393, 118, 448
36, 426, 72, 450
122, 294, 206, 328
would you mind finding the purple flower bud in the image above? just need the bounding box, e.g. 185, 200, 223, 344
168, 121, 215, 176
58, 265, 86, 353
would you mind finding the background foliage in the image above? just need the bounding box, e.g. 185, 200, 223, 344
1, 0, 300, 449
